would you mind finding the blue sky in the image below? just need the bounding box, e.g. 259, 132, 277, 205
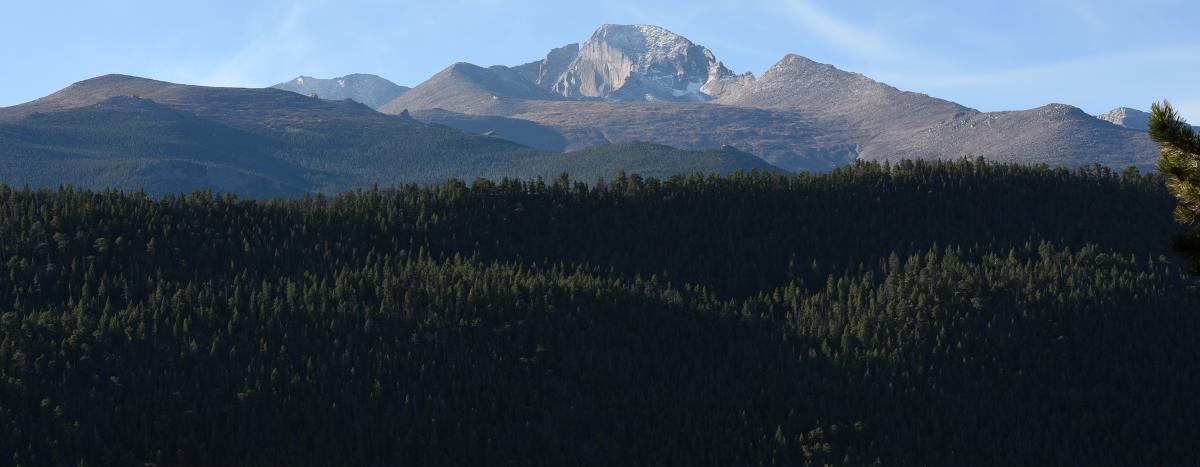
3, 0, 1199, 120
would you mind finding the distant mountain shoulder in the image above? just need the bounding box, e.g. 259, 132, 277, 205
381, 62, 561, 115
272, 74, 409, 109
0, 75, 782, 196
0, 95, 310, 198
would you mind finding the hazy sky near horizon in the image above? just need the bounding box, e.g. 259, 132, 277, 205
3, 0, 1199, 119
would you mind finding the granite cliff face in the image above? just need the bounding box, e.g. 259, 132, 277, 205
547, 24, 749, 101
509, 25, 752, 102
512, 43, 580, 89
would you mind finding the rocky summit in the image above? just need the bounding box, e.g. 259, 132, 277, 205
516, 24, 752, 102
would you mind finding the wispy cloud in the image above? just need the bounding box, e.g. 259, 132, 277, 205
767, 0, 1200, 119
866, 44, 1200, 117
897, 46, 1200, 89
200, 1, 315, 87
774, 0, 913, 62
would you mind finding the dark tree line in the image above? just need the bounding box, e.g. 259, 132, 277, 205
0, 159, 1197, 466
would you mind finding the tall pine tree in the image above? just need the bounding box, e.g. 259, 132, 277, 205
1150, 100, 1200, 271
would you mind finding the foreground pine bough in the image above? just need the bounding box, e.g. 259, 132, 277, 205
1, 160, 1197, 466
1151, 101, 1200, 272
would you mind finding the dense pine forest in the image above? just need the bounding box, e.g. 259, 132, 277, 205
1, 159, 1198, 466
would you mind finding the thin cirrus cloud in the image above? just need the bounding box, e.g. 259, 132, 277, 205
875, 45, 1200, 117
771, 0, 1200, 119
906, 47, 1200, 89
773, 0, 919, 63
199, 3, 315, 87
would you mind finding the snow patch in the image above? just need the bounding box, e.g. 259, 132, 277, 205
672, 80, 704, 98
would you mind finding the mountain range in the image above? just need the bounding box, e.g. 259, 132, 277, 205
378, 24, 1160, 172
0, 23, 1170, 197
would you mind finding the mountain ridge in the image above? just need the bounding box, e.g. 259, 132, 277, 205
271, 73, 409, 109
381, 62, 562, 115
0, 75, 781, 196
378, 26, 1160, 171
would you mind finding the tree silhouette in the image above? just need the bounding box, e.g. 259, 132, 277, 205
1150, 100, 1200, 271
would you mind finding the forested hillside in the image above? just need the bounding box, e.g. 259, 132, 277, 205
1, 160, 1197, 466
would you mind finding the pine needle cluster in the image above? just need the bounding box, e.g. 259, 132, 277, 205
1151, 100, 1200, 270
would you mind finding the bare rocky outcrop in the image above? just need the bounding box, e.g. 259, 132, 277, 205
535, 25, 751, 101
513, 43, 580, 89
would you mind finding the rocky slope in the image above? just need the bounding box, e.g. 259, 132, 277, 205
271, 74, 409, 109
481, 100, 857, 171
718, 55, 1157, 166
718, 54, 971, 128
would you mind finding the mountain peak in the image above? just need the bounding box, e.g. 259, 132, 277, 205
271, 73, 408, 109
1032, 103, 1091, 119
379, 61, 560, 115
0, 74, 183, 120
77, 74, 162, 85
59, 74, 175, 95
547, 24, 746, 101
778, 54, 816, 64
1097, 107, 1151, 131
761, 55, 852, 82
588, 24, 693, 52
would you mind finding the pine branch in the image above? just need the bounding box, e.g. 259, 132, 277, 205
1151, 101, 1200, 225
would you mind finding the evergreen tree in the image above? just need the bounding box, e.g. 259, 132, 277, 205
1150, 100, 1200, 270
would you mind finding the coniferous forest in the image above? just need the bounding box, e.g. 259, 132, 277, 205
1, 159, 1198, 466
